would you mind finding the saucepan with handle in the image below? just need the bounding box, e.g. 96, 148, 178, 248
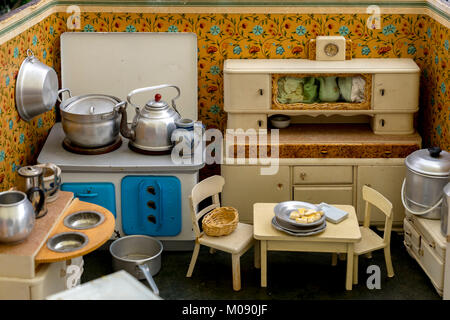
109, 234, 163, 296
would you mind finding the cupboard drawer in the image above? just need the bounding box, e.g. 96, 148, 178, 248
293, 186, 353, 205
404, 218, 421, 248
224, 73, 271, 111
227, 113, 267, 130
293, 166, 353, 184
370, 113, 414, 135
419, 236, 444, 290
373, 74, 419, 110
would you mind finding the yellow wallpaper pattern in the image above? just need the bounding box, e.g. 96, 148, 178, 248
0, 11, 448, 188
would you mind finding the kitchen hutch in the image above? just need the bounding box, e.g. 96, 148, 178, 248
221, 58, 422, 227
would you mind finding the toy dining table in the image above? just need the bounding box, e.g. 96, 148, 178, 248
253, 203, 361, 291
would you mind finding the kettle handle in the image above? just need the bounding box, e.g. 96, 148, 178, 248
127, 84, 181, 114
26, 187, 46, 219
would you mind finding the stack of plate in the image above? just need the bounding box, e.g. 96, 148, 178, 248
272, 201, 327, 236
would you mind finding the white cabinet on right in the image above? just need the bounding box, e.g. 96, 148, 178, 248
356, 165, 406, 224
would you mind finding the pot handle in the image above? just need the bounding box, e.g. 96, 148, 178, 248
127, 84, 181, 114
57, 88, 72, 103
137, 263, 159, 296
401, 179, 443, 215
26, 187, 46, 219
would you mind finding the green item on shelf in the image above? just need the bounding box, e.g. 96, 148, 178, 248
302, 77, 318, 103
277, 77, 305, 104
338, 77, 353, 102
318, 76, 340, 102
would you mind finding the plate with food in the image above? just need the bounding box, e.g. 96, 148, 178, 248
271, 216, 326, 237
274, 201, 325, 227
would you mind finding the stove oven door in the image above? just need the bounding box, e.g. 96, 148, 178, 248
121, 176, 182, 237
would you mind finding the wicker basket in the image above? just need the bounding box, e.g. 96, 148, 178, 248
202, 207, 239, 237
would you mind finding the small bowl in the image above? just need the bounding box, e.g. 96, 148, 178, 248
270, 115, 291, 129
47, 232, 89, 253
64, 211, 105, 230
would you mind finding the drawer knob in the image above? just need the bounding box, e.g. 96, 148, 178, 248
380, 89, 385, 96
429, 242, 436, 249
258, 120, 263, 127
405, 231, 411, 236
258, 89, 263, 95
277, 183, 283, 190
299, 172, 307, 180
380, 119, 385, 127
320, 150, 328, 155
404, 241, 411, 248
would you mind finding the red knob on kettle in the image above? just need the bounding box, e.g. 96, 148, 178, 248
155, 94, 161, 102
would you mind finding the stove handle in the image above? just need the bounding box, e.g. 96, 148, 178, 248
75, 192, 99, 198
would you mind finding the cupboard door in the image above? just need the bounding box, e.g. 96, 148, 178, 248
222, 165, 290, 223
224, 73, 271, 111
356, 165, 406, 224
293, 186, 353, 205
373, 74, 419, 110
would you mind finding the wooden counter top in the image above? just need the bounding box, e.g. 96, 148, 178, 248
228, 124, 421, 158
35, 198, 115, 264
0, 191, 74, 279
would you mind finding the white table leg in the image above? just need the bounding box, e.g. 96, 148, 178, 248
261, 240, 267, 287
346, 243, 354, 291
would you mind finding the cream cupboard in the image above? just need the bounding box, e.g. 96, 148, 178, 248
222, 58, 421, 228
222, 160, 407, 227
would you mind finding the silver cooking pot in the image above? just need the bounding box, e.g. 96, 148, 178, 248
109, 235, 163, 296
401, 147, 450, 219
58, 89, 126, 148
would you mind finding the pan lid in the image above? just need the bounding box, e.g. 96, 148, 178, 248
405, 147, 450, 177
62, 94, 121, 115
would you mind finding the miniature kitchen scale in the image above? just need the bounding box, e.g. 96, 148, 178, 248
38, 32, 204, 250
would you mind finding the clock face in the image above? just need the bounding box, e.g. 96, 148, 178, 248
324, 43, 339, 57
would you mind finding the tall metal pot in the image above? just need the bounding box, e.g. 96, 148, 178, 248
401, 147, 450, 219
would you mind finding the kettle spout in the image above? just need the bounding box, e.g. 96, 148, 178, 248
118, 103, 135, 141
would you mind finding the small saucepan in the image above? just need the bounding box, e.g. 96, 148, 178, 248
109, 235, 163, 296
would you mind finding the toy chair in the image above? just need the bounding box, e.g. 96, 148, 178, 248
186, 175, 259, 291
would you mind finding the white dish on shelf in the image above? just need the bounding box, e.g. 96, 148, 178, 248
270, 114, 291, 128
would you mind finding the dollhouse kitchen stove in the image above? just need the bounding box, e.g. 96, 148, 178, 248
38, 32, 203, 250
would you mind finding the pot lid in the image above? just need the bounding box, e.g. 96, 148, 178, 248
145, 94, 169, 110
18, 165, 43, 178
63, 95, 120, 115
405, 147, 450, 177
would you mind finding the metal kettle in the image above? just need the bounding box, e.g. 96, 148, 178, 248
119, 84, 182, 153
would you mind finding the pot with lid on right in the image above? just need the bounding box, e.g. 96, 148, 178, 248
401, 147, 450, 219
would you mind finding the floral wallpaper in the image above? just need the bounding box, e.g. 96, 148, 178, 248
0, 11, 448, 188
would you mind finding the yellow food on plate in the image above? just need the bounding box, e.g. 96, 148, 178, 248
289, 211, 300, 219
289, 208, 324, 224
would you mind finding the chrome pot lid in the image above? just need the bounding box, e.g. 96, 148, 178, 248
62, 94, 120, 115
405, 147, 450, 177
18, 165, 43, 178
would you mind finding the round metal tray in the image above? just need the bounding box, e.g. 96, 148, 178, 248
64, 210, 105, 230
274, 201, 325, 227
47, 232, 89, 253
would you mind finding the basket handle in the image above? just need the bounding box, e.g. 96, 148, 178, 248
401, 179, 443, 215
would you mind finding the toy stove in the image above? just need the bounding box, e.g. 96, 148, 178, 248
38, 32, 202, 250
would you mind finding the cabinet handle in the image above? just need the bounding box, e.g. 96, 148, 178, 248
380, 119, 385, 127
277, 183, 283, 190
405, 231, 411, 236
404, 241, 411, 248
258, 120, 263, 127
258, 89, 263, 95
320, 150, 328, 155
380, 89, 385, 96
429, 241, 436, 249
299, 172, 307, 180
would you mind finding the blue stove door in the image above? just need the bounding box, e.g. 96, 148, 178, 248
121, 176, 182, 236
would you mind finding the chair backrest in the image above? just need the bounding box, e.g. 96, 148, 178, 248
362, 185, 394, 245
189, 175, 225, 238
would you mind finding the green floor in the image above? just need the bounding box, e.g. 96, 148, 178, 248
81, 231, 441, 300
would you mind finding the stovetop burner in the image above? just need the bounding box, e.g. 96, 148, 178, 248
62, 137, 122, 155
128, 142, 172, 155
